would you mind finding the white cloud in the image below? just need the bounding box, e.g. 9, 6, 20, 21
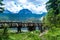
3, 0, 48, 14
3, 1, 23, 13
16, 0, 27, 4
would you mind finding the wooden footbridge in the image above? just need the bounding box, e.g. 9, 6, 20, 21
0, 21, 43, 32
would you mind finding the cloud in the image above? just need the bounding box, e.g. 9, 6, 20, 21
16, 0, 27, 4
3, 0, 48, 14
3, 1, 23, 13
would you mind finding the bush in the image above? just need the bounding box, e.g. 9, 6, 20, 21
42, 28, 60, 40
0, 23, 10, 40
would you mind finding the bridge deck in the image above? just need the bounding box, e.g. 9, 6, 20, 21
0, 22, 44, 32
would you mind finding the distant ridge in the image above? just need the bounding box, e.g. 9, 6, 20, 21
0, 9, 46, 22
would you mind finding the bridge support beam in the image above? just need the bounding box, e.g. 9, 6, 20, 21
17, 23, 22, 33
38, 24, 43, 33
27, 23, 36, 31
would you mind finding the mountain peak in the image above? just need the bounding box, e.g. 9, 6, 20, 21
18, 9, 32, 14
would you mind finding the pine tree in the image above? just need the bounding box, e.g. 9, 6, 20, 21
44, 0, 60, 28
46, 0, 60, 14
0, 0, 4, 13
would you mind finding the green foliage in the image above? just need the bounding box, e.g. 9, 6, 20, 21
43, 0, 60, 28
3, 23, 9, 34
55, 14, 60, 27
44, 9, 60, 28
0, 0, 4, 13
3, 24, 9, 40
0, 23, 9, 40
42, 28, 60, 40
9, 31, 41, 40
46, 0, 58, 10
0, 30, 41, 40
46, 0, 60, 15
43, 9, 55, 27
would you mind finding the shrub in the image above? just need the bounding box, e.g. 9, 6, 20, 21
42, 28, 60, 40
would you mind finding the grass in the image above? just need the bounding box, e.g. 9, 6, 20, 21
9, 30, 41, 40
1, 27, 60, 40
8, 28, 60, 40
0, 29, 41, 40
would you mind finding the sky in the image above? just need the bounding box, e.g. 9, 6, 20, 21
2, 0, 48, 14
